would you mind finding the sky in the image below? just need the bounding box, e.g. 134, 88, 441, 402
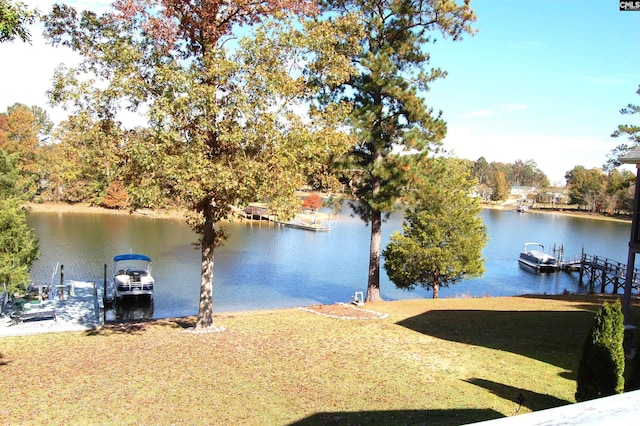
0, 0, 638, 185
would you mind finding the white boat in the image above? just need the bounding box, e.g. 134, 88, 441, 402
113, 254, 154, 299
518, 242, 558, 272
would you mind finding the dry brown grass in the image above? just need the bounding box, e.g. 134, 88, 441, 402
1, 294, 638, 425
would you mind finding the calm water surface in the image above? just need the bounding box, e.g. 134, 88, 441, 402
26, 207, 632, 319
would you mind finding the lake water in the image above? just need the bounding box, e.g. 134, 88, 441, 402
26, 206, 632, 319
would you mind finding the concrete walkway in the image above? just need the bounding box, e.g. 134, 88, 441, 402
0, 281, 102, 337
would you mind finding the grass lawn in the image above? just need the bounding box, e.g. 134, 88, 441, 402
1, 294, 638, 425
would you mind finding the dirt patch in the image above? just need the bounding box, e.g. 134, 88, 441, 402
300, 303, 389, 320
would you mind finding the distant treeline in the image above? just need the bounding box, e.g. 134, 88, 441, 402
1, 104, 636, 217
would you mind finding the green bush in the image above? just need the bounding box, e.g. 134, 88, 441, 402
575, 300, 625, 402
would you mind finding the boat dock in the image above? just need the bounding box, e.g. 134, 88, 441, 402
0, 280, 104, 337
231, 204, 334, 231
277, 219, 332, 232
558, 256, 582, 271
521, 246, 640, 296
578, 253, 640, 295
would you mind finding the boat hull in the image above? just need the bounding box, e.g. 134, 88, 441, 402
518, 256, 558, 272
518, 250, 558, 272
115, 284, 153, 299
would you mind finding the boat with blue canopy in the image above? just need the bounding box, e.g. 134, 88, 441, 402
113, 254, 154, 299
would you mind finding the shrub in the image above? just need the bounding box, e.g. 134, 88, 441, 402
575, 300, 625, 402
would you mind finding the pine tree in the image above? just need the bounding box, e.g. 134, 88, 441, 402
383, 157, 487, 298
317, 0, 476, 302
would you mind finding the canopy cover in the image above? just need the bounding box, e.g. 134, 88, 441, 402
113, 254, 151, 262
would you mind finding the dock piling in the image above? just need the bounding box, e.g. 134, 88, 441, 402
103, 264, 107, 305
59, 264, 64, 300
578, 253, 639, 296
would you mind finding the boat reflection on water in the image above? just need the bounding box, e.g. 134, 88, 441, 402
106, 297, 155, 321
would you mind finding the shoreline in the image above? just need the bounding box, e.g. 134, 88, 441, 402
26, 201, 632, 224
26, 202, 188, 220
481, 203, 631, 223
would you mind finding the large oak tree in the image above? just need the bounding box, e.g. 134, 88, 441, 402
44, 1, 354, 331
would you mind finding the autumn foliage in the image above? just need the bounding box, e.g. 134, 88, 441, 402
302, 193, 323, 211
102, 180, 129, 209
113, 0, 317, 52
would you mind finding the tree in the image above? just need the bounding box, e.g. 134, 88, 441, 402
603, 168, 635, 215
606, 84, 640, 171
0, 198, 39, 296
510, 159, 549, 188
0, 0, 38, 43
6, 103, 53, 142
0, 151, 39, 296
383, 157, 487, 298
317, 0, 476, 302
52, 113, 125, 205
302, 193, 323, 212
102, 180, 128, 209
44, 1, 353, 331
0, 106, 41, 296
575, 300, 625, 402
565, 166, 606, 211
471, 156, 492, 186
0, 104, 50, 199
490, 170, 509, 202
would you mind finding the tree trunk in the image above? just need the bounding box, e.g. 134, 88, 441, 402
195, 201, 217, 330
366, 209, 383, 302
433, 274, 440, 299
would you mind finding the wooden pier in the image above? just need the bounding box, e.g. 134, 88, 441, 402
522, 245, 640, 297
231, 204, 334, 231
230, 204, 275, 221
578, 253, 640, 295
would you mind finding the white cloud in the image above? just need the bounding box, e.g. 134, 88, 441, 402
0, 33, 79, 123
461, 109, 497, 119
0, 1, 116, 121
460, 104, 528, 119
442, 125, 611, 186
0, 1, 117, 123
579, 75, 627, 86
501, 103, 528, 112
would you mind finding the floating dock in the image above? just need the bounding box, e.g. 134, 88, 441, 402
278, 219, 331, 232
232, 204, 334, 231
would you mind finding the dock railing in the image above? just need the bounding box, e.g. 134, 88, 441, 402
579, 253, 640, 295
